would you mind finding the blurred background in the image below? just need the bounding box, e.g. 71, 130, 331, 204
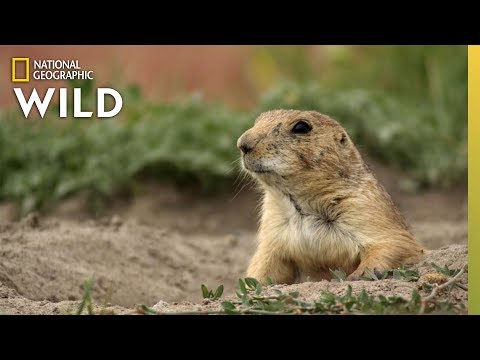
0, 46, 468, 308
0, 45, 467, 216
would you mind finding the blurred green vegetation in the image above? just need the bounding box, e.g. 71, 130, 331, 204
0, 46, 467, 214
0, 92, 250, 213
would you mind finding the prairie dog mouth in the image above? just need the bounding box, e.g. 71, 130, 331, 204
252, 168, 272, 174
242, 156, 273, 174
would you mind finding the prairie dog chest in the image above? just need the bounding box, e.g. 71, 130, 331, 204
261, 193, 361, 270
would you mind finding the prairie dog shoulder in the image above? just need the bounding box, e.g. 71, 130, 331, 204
237, 109, 424, 283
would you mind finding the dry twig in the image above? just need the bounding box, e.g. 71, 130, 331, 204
419, 266, 466, 314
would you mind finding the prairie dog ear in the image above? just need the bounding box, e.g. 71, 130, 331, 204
335, 131, 348, 145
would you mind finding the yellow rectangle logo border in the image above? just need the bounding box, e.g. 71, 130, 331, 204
11, 57, 30, 83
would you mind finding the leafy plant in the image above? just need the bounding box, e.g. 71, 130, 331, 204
329, 268, 347, 282
431, 262, 463, 277
392, 266, 420, 282
201, 284, 224, 300
360, 268, 382, 281
329, 265, 419, 282
358, 266, 420, 282
220, 279, 463, 315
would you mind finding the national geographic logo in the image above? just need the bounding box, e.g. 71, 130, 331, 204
12, 58, 94, 82
11, 57, 123, 119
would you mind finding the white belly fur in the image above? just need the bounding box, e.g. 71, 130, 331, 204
260, 192, 362, 278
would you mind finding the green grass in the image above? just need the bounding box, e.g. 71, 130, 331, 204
76, 278, 94, 315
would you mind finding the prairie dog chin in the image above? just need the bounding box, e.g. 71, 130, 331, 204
237, 109, 425, 283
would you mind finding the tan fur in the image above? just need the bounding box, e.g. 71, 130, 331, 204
237, 110, 425, 284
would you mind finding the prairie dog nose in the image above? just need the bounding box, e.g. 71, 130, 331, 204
237, 136, 253, 154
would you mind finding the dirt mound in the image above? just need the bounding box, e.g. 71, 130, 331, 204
0, 159, 468, 315
151, 244, 468, 314
0, 282, 130, 315
0, 215, 253, 309
0, 244, 466, 314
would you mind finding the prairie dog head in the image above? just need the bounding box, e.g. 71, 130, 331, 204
237, 109, 365, 192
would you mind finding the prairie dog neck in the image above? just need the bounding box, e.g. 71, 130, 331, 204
258, 167, 372, 221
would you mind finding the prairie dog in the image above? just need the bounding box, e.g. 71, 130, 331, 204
237, 110, 424, 283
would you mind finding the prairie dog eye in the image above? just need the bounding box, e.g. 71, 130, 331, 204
291, 120, 312, 134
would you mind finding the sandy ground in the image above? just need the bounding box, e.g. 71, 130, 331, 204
151, 244, 467, 314
0, 160, 468, 314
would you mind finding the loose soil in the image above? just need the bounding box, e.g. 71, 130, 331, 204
0, 160, 468, 314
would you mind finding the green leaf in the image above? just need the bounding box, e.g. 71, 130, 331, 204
392, 268, 419, 282
411, 289, 421, 306
359, 290, 370, 303
213, 285, 224, 299
255, 282, 263, 295
221, 301, 239, 314
221, 301, 235, 310
289, 291, 300, 299
265, 277, 274, 285
320, 291, 336, 303
380, 271, 390, 280
329, 268, 347, 282
363, 268, 379, 281
244, 278, 255, 289
263, 300, 286, 312
137, 304, 159, 315
238, 279, 248, 295
393, 269, 403, 280
431, 262, 458, 276
421, 283, 433, 291
201, 284, 210, 299
378, 295, 388, 303
343, 285, 352, 299
245, 277, 260, 290
431, 262, 443, 273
